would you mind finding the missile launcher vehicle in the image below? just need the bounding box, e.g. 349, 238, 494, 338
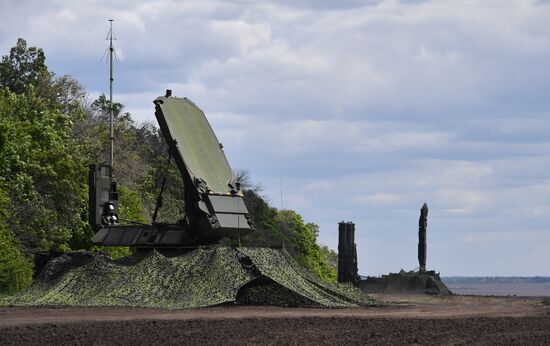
340, 204, 452, 295
89, 90, 254, 247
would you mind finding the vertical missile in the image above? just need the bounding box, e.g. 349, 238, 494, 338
418, 203, 428, 273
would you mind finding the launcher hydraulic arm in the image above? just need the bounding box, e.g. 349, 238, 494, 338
89, 90, 254, 247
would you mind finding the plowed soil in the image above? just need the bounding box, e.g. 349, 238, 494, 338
1, 295, 549, 345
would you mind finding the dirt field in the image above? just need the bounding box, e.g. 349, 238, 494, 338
1, 294, 549, 345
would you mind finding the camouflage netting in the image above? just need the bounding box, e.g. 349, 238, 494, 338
360, 270, 452, 295
3, 247, 375, 308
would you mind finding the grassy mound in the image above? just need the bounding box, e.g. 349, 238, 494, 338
3, 247, 375, 308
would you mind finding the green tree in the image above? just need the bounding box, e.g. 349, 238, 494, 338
0, 38, 47, 94
0, 123, 7, 152
276, 210, 337, 283
0, 189, 33, 293
90, 93, 128, 121
0, 89, 87, 253
320, 245, 338, 269
0, 101, 33, 294
117, 185, 147, 224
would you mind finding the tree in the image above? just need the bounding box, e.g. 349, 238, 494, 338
0, 123, 7, 153
276, 210, 337, 283
0, 38, 48, 94
0, 189, 33, 293
0, 38, 87, 119
0, 89, 87, 254
320, 245, 338, 269
90, 93, 128, 121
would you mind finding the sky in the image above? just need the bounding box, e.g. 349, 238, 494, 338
1, 0, 550, 276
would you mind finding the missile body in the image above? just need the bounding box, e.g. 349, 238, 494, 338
418, 203, 428, 273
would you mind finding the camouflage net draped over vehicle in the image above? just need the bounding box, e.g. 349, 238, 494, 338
4, 247, 375, 308
360, 269, 452, 295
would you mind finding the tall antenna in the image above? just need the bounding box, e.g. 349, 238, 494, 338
280, 174, 283, 211
107, 19, 115, 173
279, 174, 284, 249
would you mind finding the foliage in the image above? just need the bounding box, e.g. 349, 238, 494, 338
117, 185, 147, 224
0, 89, 87, 253
90, 93, 127, 121
0, 123, 7, 152
276, 210, 337, 283
0, 38, 90, 258
0, 38, 86, 114
0, 221, 33, 294
0, 38, 47, 94
0, 190, 33, 293
146, 160, 186, 224
239, 191, 280, 246
320, 245, 338, 270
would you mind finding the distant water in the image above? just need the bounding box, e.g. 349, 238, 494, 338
443, 281, 550, 297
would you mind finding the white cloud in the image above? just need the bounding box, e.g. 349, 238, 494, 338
357, 193, 403, 205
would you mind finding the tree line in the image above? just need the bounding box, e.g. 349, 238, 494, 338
0, 38, 337, 294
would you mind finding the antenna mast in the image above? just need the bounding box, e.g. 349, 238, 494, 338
107, 19, 115, 173
280, 175, 283, 211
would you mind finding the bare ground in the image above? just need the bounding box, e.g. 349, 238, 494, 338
1, 294, 549, 345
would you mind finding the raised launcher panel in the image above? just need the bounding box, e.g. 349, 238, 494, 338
91, 91, 254, 247
154, 93, 254, 239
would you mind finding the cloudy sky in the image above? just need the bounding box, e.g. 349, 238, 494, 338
2, 0, 550, 276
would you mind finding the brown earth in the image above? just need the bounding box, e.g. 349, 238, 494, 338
1, 294, 549, 345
